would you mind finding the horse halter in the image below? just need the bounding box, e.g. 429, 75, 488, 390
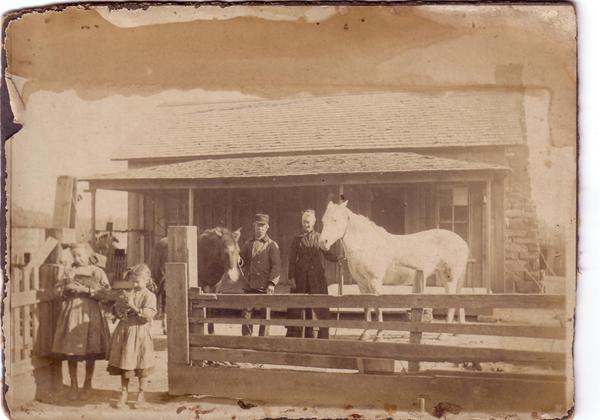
339, 207, 351, 243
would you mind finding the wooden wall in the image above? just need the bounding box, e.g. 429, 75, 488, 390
140, 181, 491, 289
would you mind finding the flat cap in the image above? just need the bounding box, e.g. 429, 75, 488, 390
254, 213, 270, 224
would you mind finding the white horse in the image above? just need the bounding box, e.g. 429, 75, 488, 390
319, 200, 469, 340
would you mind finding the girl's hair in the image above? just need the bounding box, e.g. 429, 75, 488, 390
302, 209, 316, 220
123, 264, 152, 282
70, 242, 93, 255
68, 242, 98, 265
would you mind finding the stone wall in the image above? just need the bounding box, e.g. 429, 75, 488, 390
503, 145, 542, 292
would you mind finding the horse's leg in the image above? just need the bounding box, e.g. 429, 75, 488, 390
356, 280, 372, 341
369, 278, 384, 342
456, 266, 466, 324
443, 268, 457, 324
359, 307, 371, 341
445, 260, 467, 324
373, 307, 384, 342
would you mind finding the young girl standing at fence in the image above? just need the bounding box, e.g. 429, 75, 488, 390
107, 264, 157, 408
52, 242, 111, 401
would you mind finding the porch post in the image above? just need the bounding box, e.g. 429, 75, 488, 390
485, 180, 493, 293
226, 189, 233, 228
90, 188, 97, 243
188, 188, 195, 226
338, 184, 344, 296
127, 192, 144, 265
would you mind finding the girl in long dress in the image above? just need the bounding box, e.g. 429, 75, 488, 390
107, 264, 157, 408
52, 243, 111, 401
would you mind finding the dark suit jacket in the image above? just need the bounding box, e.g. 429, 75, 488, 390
240, 234, 281, 291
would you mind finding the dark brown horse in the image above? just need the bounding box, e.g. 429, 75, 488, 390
151, 227, 242, 334
197, 227, 242, 292
197, 227, 242, 335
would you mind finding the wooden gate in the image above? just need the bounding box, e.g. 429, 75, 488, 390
164, 227, 569, 413
5, 233, 68, 409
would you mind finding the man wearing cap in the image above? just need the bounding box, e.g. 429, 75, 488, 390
286, 209, 341, 339
239, 213, 281, 336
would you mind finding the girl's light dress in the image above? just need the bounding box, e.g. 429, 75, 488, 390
107, 288, 157, 378
52, 266, 111, 360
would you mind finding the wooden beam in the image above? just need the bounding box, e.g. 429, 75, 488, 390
53, 176, 77, 228
408, 270, 425, 373
188, 188, 194, 226
166, 263, 189, 365
492, 178, 506, 293
188, 292, 567, 310
127, 192, 143, 266
189, 316, 565, 339
190, 335, 565, 368
167, 364, 567, 411
39, 264, 61, 356
86, 171, 500, 192
226, 189, 232, 228
90, 189, 97, 243
167, 226, 198, 288
190, 347, 358, 370
20, 237, 58, 269
10, 290, 54, 309
338, 183, 345, 297
485, 180, 493, 293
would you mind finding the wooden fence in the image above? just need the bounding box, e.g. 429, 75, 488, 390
166, 261, 569, 412
5, 235, 66, 409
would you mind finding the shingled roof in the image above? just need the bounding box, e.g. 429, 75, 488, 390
85, 152, 509, 184
113, 90, 525, 161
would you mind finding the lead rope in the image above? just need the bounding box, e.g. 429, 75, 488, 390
333, 238, 347, 339
332, 211, 351, 339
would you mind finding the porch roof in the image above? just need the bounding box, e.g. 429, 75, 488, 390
83, 152, 509, 191
112, 90, 526, 161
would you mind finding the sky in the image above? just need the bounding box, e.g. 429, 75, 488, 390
4, 4, 576, 232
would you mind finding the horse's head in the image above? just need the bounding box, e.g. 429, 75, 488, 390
213, 227, 242, 283
319, 199, 349, 251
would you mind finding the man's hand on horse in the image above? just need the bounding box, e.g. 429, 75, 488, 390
267, 284, 275, 295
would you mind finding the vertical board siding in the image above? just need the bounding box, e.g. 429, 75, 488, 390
151, 181, 494, 290
469, 185, 485, 288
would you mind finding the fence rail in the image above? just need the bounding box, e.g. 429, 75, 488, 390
163, 223, 571, 411
182, 285, 567, 376
189, 315, 566, 339
188, 289, 567, 310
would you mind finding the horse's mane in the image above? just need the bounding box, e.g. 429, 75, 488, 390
345, 207, 391, 239
202, 226, 230, 237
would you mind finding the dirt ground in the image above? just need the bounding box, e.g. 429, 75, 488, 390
9, 314, 565, 420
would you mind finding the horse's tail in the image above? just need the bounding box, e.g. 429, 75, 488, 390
438, 234, 469, 293
451, 237, 470, 292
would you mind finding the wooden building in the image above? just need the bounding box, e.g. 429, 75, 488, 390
83, 90, 543, 293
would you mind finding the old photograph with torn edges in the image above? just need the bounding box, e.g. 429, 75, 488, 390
2, 2, 576, 419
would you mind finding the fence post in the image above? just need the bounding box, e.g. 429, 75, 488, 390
167, 226, 198, 288
166, 262, 190, 365
52, 176, 78, 229
40, 264, 64, 390
408, 270, 425, 373
168, 226, 204, 337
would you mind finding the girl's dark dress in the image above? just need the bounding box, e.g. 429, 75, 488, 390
52, 265, 111, 360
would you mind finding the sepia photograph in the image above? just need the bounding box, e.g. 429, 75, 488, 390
1, 2, 581, 419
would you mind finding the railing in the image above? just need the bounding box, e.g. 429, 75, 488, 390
187, 290, 566, 372
7, 238, 60, 378
165, 261, 569, 410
